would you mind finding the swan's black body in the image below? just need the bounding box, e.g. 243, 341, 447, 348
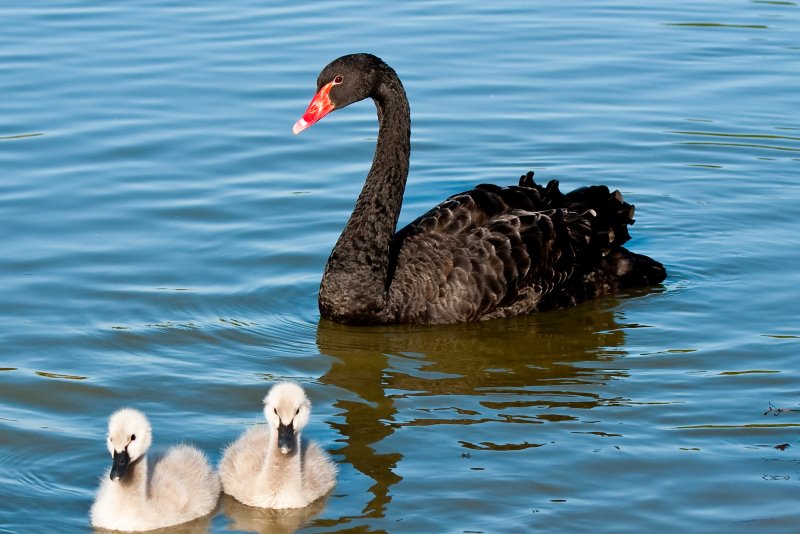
295, 54, 666, 325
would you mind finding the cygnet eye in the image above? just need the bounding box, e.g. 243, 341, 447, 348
273, 407, 278, 415
130, 434, 136, 441
295, 408, 300, 416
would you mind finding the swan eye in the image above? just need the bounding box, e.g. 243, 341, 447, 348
130, 434, 136, 441
333, 75, 343, 84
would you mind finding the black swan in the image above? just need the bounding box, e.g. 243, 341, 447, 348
293, 53, 666, 325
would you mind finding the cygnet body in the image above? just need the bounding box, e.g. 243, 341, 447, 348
220, 382, 337, 509
90, 408, 221, 531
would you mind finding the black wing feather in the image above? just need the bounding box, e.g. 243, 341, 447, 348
385, 174, 664, 323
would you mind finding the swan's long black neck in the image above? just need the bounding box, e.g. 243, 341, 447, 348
319, 73, 410, 324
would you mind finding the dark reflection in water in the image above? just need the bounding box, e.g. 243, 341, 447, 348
315, 298, 637, 522
221, 493, 328, 533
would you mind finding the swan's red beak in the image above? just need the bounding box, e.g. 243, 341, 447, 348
293, 81, 336, 135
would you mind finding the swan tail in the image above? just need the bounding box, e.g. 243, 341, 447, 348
513, 174, 665, 288
568, 186, 667, 286
566, 186, 667, 288
602, 247, 668, 288
507, 185, 666, 311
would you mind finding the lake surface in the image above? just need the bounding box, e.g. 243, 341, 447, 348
2, 0, 800, 532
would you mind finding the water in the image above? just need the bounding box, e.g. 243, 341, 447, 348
2, 0, 799, 532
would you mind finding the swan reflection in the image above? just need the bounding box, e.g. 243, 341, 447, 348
221, 493, 329, 533
315, 298, 637, 523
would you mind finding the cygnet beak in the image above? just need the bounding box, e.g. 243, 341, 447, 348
277, 421, 295, 454
110, 449, 130, 481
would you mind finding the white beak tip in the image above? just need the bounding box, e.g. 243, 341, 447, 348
292, 119, 308, 135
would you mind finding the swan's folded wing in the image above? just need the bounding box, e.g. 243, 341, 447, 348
220, 426, 270, 500
149, 444, 220, 521
392, 177, 564, 244
301, 441, 337, 500
385, 175, 662, 322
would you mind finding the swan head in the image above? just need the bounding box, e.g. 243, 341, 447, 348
105, 408, 152, 481
263, 382, 312, 454
293, 53, 392, 134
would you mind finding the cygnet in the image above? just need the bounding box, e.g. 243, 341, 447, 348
90, 408, 220, 531
220, 382, 337, 509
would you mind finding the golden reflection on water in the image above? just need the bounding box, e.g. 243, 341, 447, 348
221, 493, 328, 533
91, 512, 214, 534
315, 298, 637, 521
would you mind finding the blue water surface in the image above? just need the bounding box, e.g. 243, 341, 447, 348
2, 1, 800, 532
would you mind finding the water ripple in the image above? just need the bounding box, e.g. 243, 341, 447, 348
2, 0, 800, 531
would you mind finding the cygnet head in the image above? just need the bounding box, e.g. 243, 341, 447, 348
263, 382, 311, 455
105, 408, 153, 481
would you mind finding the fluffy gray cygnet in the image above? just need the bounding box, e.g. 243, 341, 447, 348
90, 408, 220, 531
219, 382, 337, 509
